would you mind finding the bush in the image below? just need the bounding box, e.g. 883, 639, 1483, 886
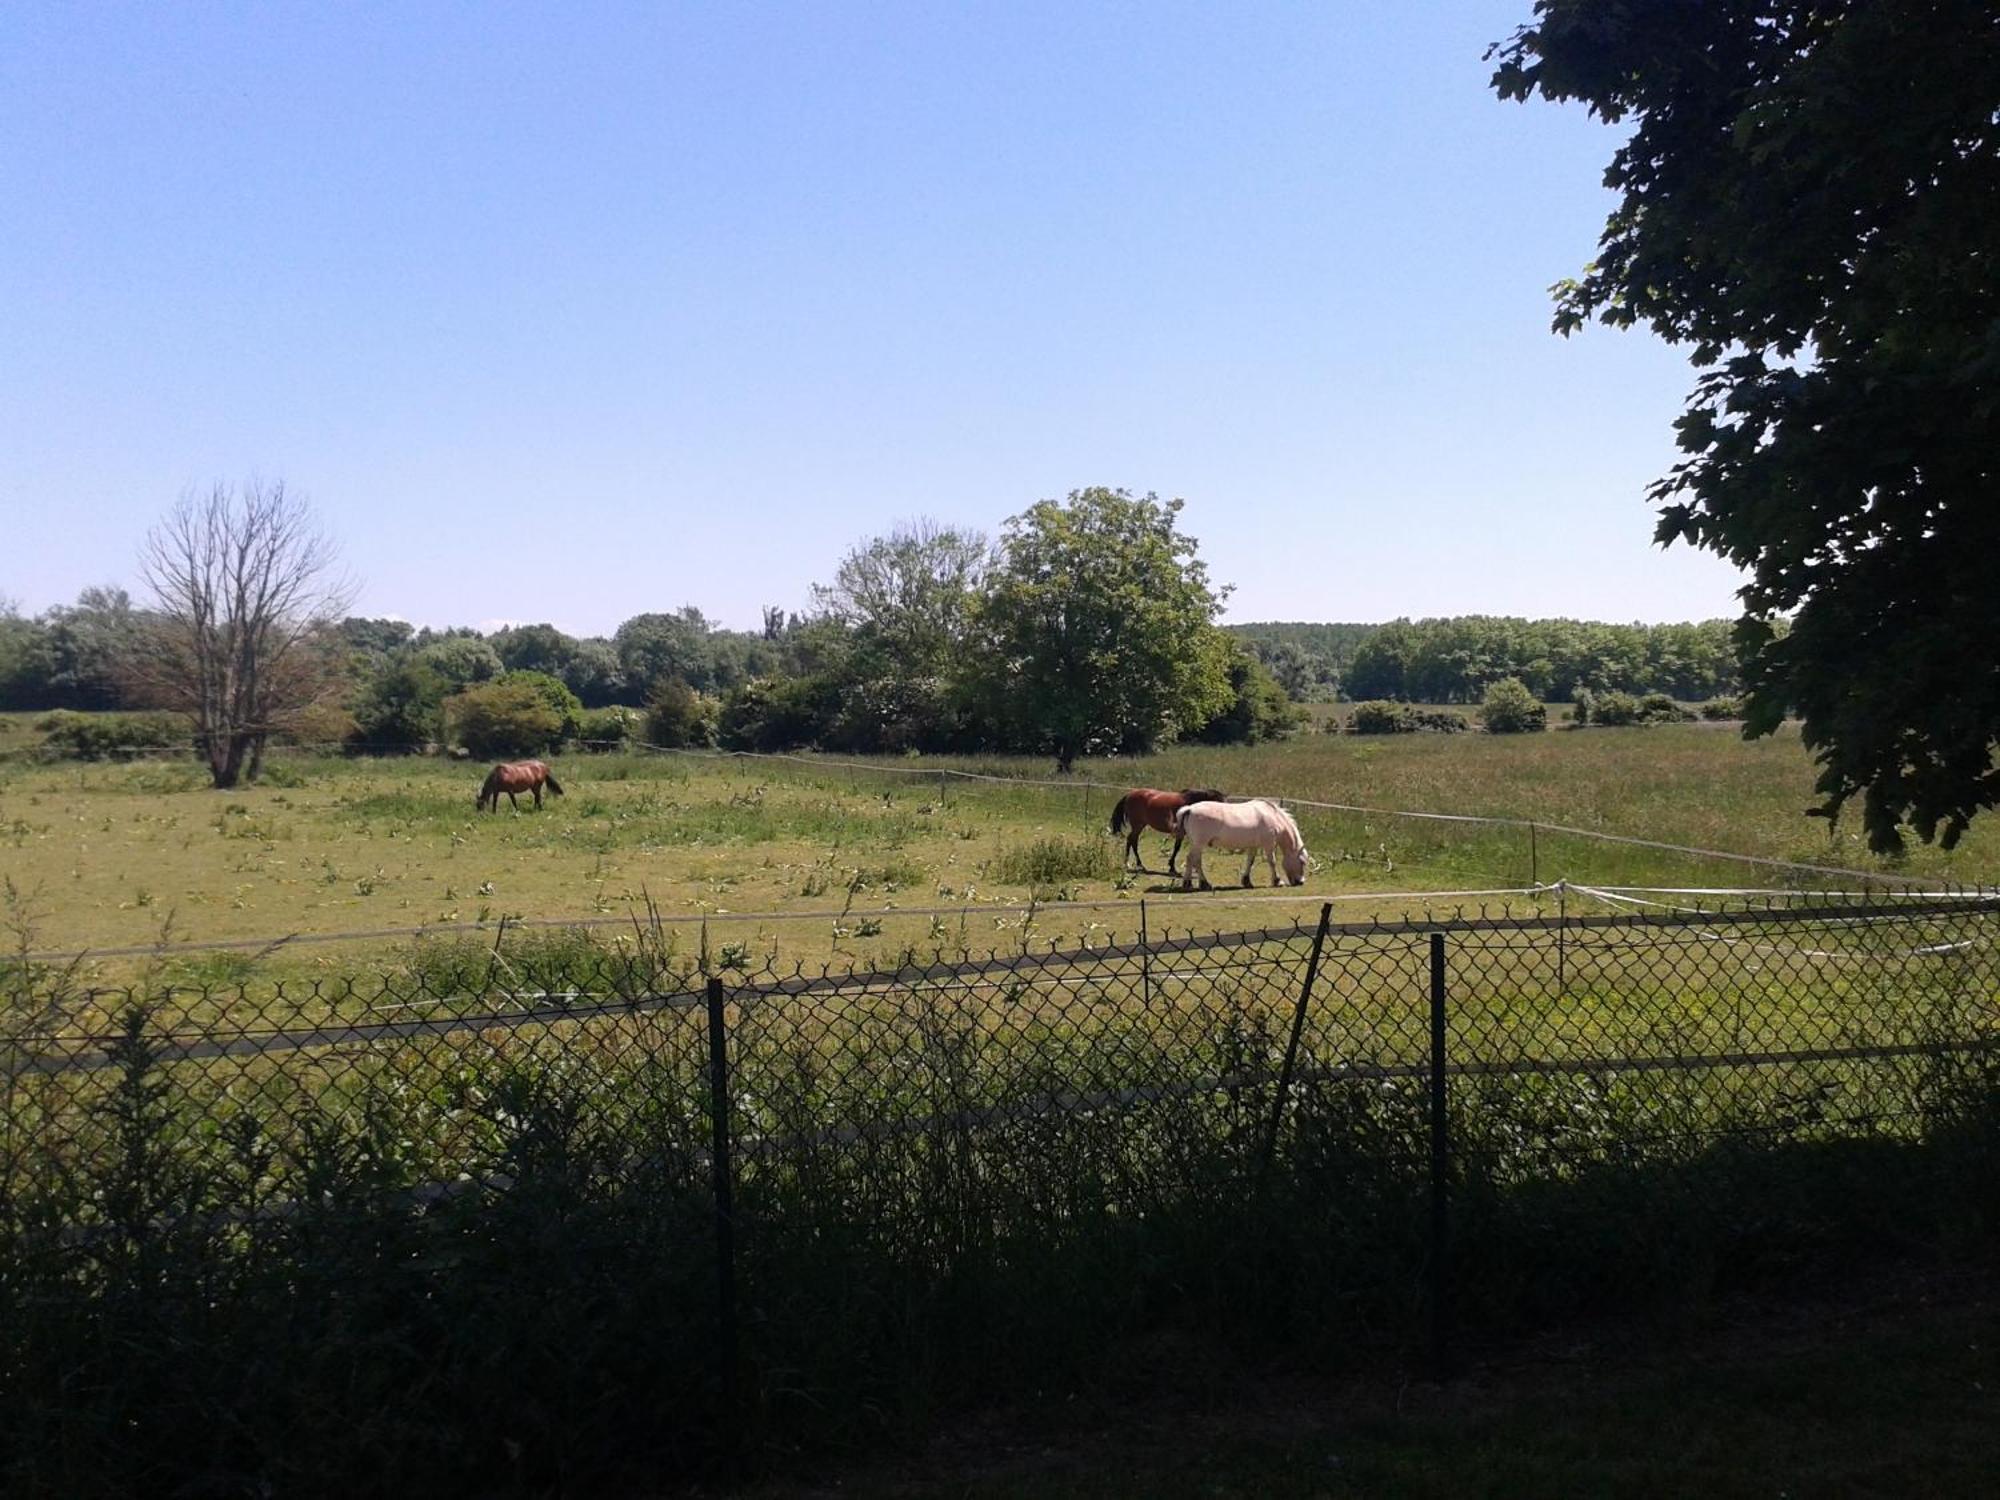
274, 700, 361, 749
1700, 696, 1745, 720
1570, 689, 1595, 725
1478, 678, 1547, 734
576, 705, 642, 751
644, 679, 718, 749
1591, 690, 1642, 726
1638, 692, 1696, 723
350, 659, 444, 754
497, 670, 584, 740
1346, 701, 1416, 735
1411, 709, 1470, 733
717, 676, 840, 752
446, 680, 564, 759
33, 710, 191, 759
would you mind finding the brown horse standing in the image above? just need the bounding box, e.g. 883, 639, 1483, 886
1109, 787, 1227, 875
476, 760, 565, 812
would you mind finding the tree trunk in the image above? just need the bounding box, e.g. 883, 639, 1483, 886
208, 733, 253, 789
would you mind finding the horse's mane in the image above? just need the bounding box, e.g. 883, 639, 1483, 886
1177, 787, 1226, 803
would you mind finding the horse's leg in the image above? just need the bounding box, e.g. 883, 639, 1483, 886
1181, 838, 1199, 891
532, 784, 543, 808
508, 791, 519, 811
1126, 829, 1140, 869
1267, 847, 1281, 887
1242, 847, 1256, 887
1168, 829, 1183, 876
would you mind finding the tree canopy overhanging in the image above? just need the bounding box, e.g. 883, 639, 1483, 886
1492, 0, 2000, 851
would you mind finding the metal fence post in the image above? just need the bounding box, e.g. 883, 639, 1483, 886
705, 974, 741, 1466
1427, 931, 1452, 1379
1258, 902, 1333, 1189
1139, 899, 1152, 1012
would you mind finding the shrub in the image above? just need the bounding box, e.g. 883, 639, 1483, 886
1478, 677, 1547, 734
497, 670, 584, 740
1570, 689, 1595, 725
275, 700, 361, 749
1411, 709, 1470, 733
576, 705, 642, 751
717, 676, 840, 752
645, 679, 718, 749
1346, 701, 1416, 735
350, 659, 444, 754
446, 680, 564, 759
33, 710, 191, 759
1700, 696, 1745, 720
1591, 690, 1641, 726
1637, 692, 1696, 723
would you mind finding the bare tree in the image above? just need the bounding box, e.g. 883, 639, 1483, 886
136, 481, 354, 788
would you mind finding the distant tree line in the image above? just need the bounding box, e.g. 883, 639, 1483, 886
4, 489, 1297, 768
1234, 616, 1743, 704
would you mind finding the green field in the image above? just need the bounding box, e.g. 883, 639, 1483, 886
3, 721, 1996, 974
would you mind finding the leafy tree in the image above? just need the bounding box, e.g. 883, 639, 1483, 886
1192, 646, 1300, 745
814, 520, 992, 669
644, 678, 716, 749
1493, 1, 2000, 850
38, 587, 148, 710
613, 608, 716, 694
980, 488, 1234, 771
351, 659, 444, 752
414, 635, 503, 694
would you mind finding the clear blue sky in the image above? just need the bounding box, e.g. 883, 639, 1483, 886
2, 1, 1747, 636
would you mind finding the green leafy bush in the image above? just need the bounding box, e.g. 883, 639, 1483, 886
446, 680, 564, 759
1638, 693, 1696, 723
645, 679, 718, 749
1346, 700, 1416, 735
576, 705, 642, 751
350, 659, 444, 753
1411, 709, 1470, 733
1478, 678, 1547, 734
1591, 690, 1642, 727
1700, 696, 1745, 720
497, 670, 583, 740
33, 710, 191, 759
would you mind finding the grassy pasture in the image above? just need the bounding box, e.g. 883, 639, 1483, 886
2, 723, 1996, 982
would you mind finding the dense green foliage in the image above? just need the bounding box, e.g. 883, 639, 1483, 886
445, 679, 565, 759
1478, 677, 1547, 734
982, 489, 1235, 769
1494, 0, 2000, 851
1225, 621, 1375, 699
1345, 615, 1739, 703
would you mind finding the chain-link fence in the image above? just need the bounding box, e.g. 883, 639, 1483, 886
4, 891, 1998, 1493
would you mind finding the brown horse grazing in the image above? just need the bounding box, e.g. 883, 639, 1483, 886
476, 760, 565, 812
1109, 787, 1227, 875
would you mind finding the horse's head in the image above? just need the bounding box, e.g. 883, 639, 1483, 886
1283, 839, 1308, 886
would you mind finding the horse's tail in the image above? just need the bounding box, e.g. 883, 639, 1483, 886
1109, 796, 1126, 835
544, 770, 564, 797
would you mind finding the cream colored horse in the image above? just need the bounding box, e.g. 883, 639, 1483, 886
1171, 799, 1308, 889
